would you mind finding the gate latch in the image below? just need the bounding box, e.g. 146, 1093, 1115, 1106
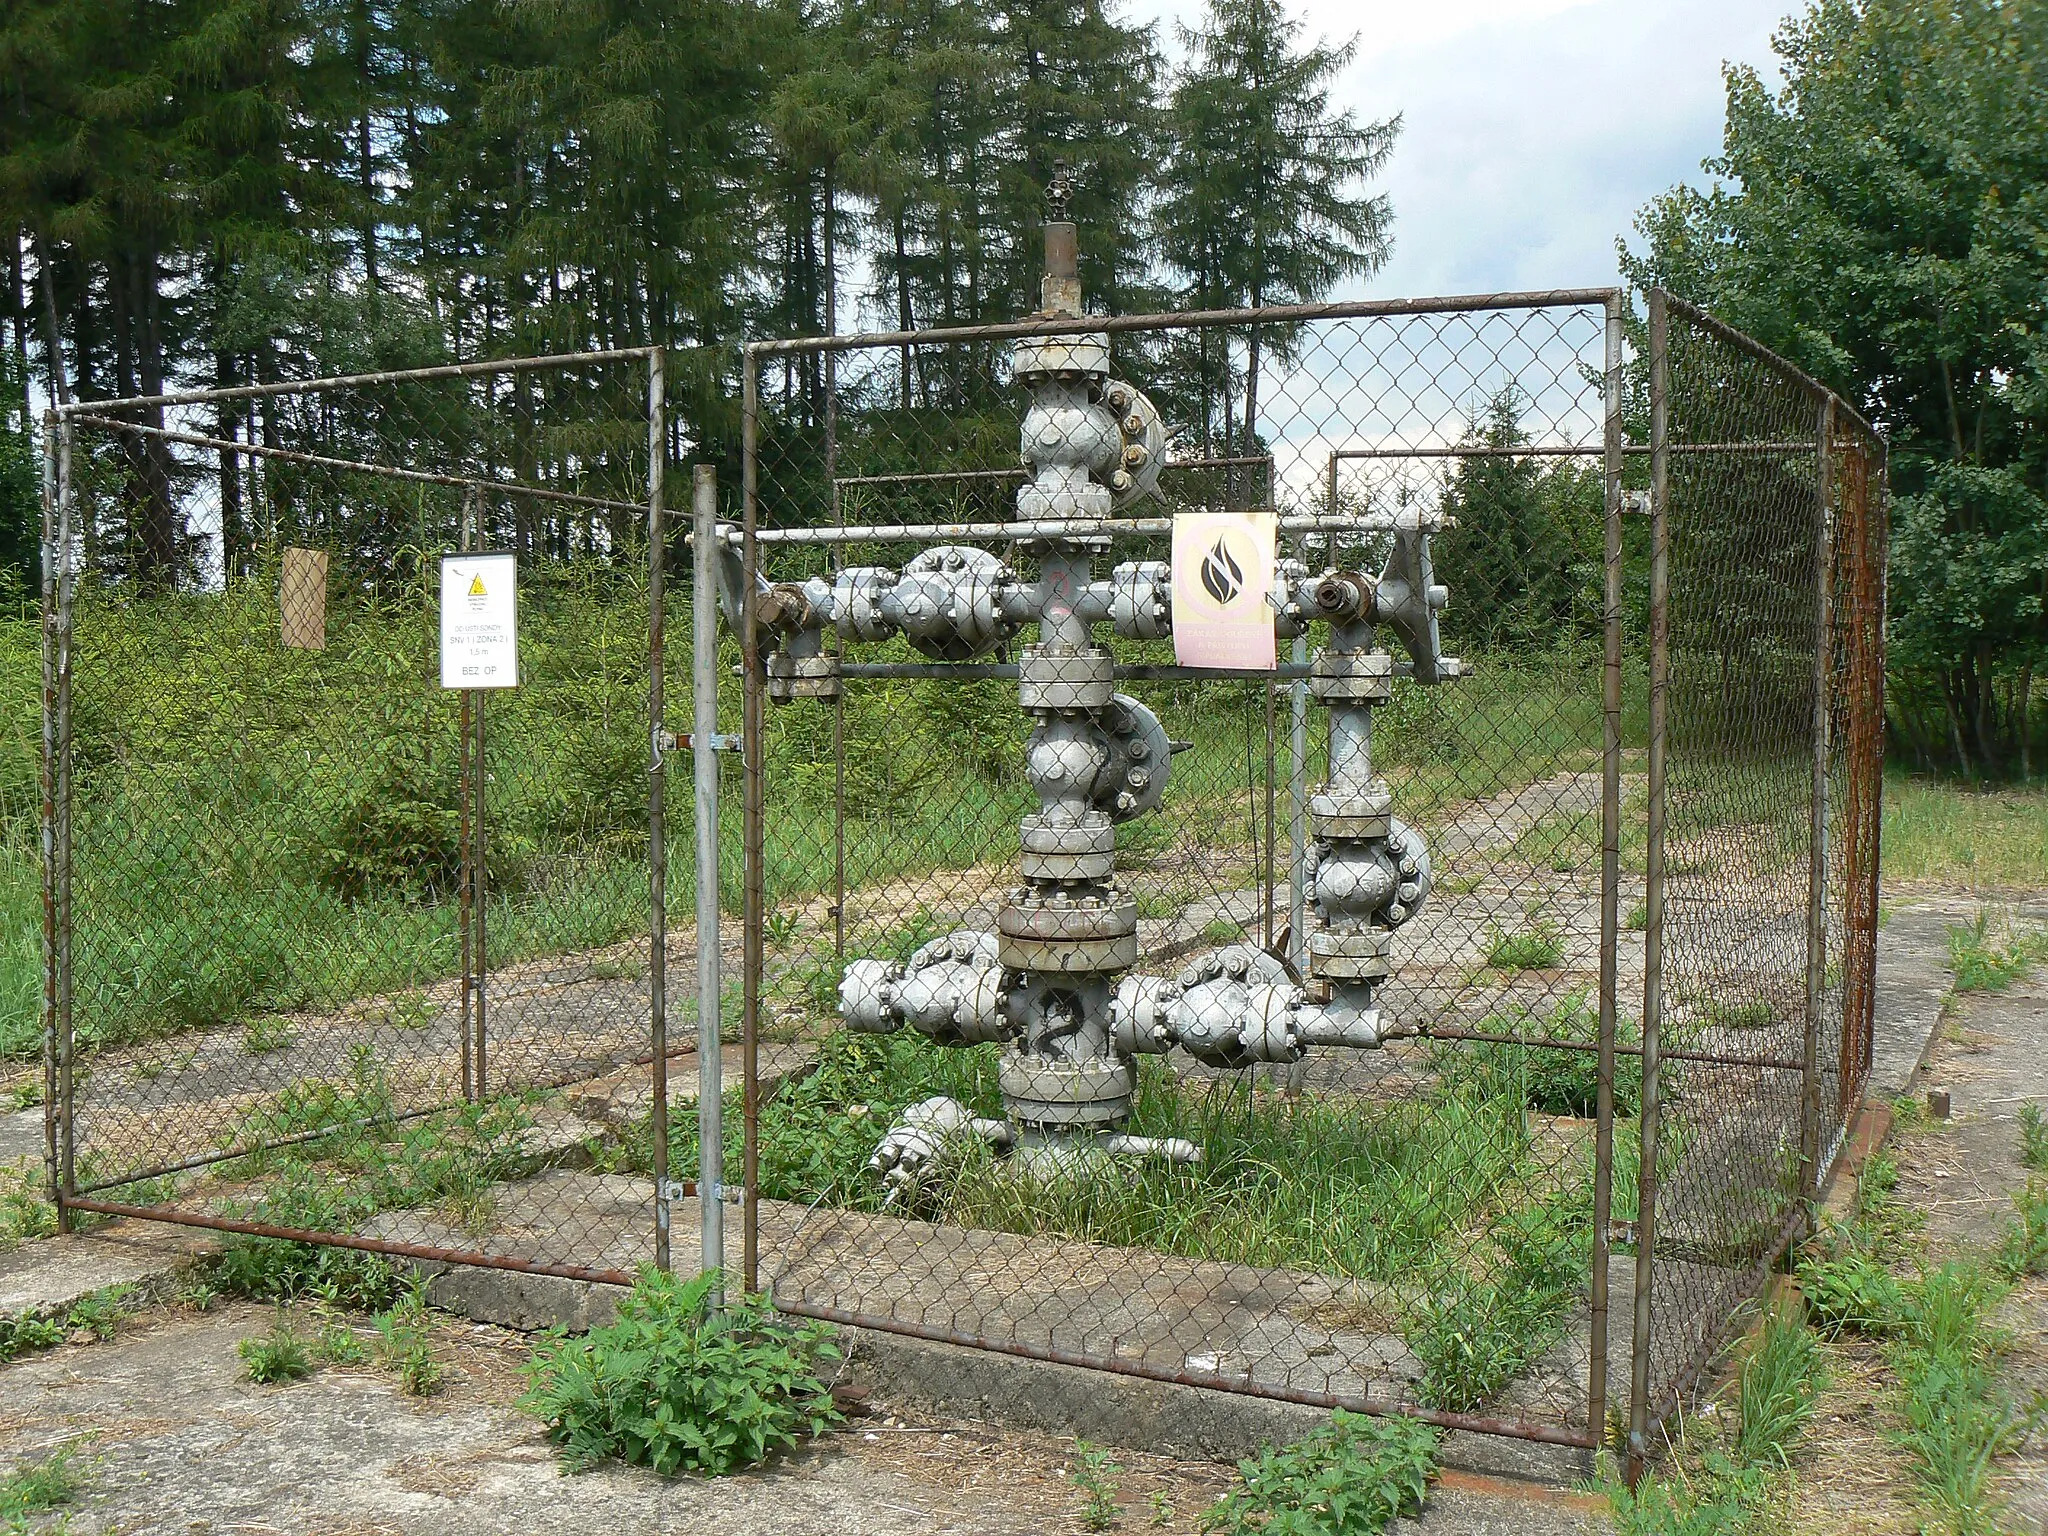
654, 727, 740, 768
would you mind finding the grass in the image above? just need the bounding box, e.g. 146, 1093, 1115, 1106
1945, 912, 2048, 992
2020, 1103, 2048, 1171
630, 1027, 1600, 1415
1481, 922, 1563, 971
1882, 773, 2048, 890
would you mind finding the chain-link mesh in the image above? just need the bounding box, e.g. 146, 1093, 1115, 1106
46, 350, 680, 1282
1633, 293, 1887, 1432
736, 300, 1644, 1446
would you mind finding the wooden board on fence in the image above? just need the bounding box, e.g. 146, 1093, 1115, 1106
280, 548, 329, 650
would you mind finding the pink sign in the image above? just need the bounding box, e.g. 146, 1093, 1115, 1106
1172, 511, 1277, 671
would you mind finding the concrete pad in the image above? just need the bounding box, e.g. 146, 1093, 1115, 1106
0, 1220, 214, 1317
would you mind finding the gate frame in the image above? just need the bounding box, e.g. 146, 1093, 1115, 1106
38, 345, 707, 1287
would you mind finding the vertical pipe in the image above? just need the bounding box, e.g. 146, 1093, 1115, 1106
469, 479, 489, 1104
458, 498, 474, 1103
1801, 399, 1836, 1209
1263, 681, 1278, 949
740, 353, 764, 1293
38, 415, 58, 1213
647, 348, 671, 1273
1588, 294, 1625, 1452
1628, 290, 1673, 1484
693, 464, 725, 1293
53, 415, 74, 1230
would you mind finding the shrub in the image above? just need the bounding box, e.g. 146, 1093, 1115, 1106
522, 1267, 841, 1477
1200, 1410, 1436, 1535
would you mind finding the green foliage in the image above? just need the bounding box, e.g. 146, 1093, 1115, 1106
374, 1280, 443, 1396
0, 1311, 65, 1364
1732, 1302, 1823, 1468
2020, 1103, 2048, 1172
1995, 1179, 2048, 1281
1624, 0, 2048, 777
1884, 1263, 2035, 1536
1481, 922, 1563, 972
1434, 992, 1643, 1118
1798, 1227, 1903, 1337
1435, 392, 1606, 658
1070, 1440, 1124, 1531
1199, 1411, 1436, 1536
523, 1268, 841, 1477
1946, 915, 2048, 993
239, 1315, 315, 1384
0, 363, 36, 601
0, 1441, 88, 1532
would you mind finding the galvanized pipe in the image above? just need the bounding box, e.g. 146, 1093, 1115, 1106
62, 414, 649, 517
740, 358, 764, 1294
693, 464, 725, 1293
1628, 290, 1674, 1485
1589, 292, 1626, 1447
56, 344, 657, 413
648, 347, 670, 1273
1800, 399, 1836, 1206
747, 288, 1622, 357
62, 1198, 640, 1289
729, 512, 1422, 546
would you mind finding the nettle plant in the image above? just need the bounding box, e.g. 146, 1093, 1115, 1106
522, 1268, 842, 1477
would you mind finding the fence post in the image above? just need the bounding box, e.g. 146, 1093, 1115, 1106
693, 462, 725, 1295
1589, 290, 1625, 1454
647, 346, 671, 1274
38, 412, 61, 1222
1800, 399, 1836, 1210
740, 352, 764, 1294
1628, 288, 1674, 1485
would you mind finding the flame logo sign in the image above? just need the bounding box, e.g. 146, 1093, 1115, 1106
1200, 536, 1245, 605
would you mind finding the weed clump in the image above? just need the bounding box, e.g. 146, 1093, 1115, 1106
1945, 913, 2048, 993
1200, 1410, 1436, 1535
523, 1267, 841, 1477
240, 1314, 315, 1384
1482, 922, 1563, 971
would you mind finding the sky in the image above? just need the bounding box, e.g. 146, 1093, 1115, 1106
1139, 0, 1795, 301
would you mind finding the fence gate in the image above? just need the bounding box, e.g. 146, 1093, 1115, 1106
41, 348, 688, 1284
733, 280, 1886, 1455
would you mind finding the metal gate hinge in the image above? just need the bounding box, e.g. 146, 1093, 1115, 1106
682, 731, 741, 752
657, 1177, 691, 1204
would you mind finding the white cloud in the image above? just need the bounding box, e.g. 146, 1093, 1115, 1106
1138, 0, 1790, 299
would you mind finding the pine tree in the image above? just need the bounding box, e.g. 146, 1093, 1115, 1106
1156, 0, 1396, 465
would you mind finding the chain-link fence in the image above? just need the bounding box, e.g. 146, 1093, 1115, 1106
1624, 292, 1887, 1463
36, 284, 1884, 1458
41, 347, 690, 1285
733, 288, 1884, 1453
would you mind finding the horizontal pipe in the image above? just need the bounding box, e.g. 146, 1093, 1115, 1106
65, 415, 648, 517
1417, 1024, 1807, 1072
733, 512, 1422, 546
1330, 441, 1816, 462
836, 662, 1317, 682
833, 455, 1271, 489
58, 345, 657, 414
61, 1197, 642, 1288
748, 288, 1623, 357
774, 1297, 1595, 1447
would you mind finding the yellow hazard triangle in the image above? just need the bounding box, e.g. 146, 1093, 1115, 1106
469, 575, 487, 597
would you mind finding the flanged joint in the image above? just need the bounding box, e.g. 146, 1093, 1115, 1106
765, 652, 841, 703
999, 1055, 1133, 1129
1019, 645, 1115, 713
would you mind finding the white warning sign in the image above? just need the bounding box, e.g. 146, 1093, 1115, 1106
1171, 511, 1278, 671
440, 553, 519, 689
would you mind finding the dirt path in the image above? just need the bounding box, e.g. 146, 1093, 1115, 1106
1792, 921, 2048, 1534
